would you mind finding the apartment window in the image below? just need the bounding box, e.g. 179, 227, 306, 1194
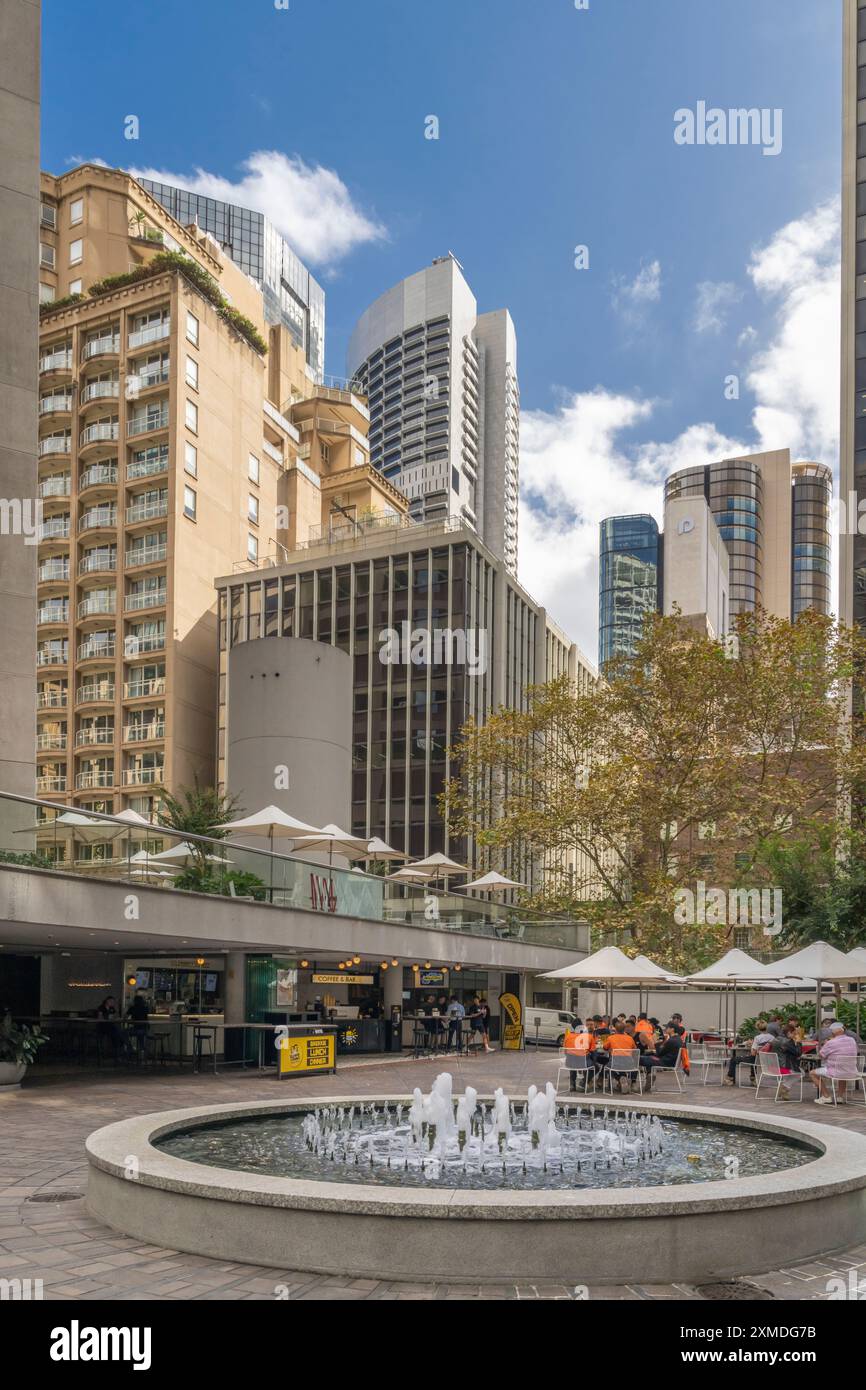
40, 202, 56, 230
183, 486, 197, 521
39, 283, 55, 304
248, 494, 259, 525
69, 198, 84, 226
184, 442, 197, 478
248, 453, 260, 485
69, 239, 83, 266
69, 279, 82, 296
247, 533, 258, 563
186, 311, 199, 346
185, 400, 198, 433
185, 356, 198, 390
39, 243, 55, 270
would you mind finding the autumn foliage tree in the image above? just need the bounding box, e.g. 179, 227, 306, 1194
443, 609, 866, 972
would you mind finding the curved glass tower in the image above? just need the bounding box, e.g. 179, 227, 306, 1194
665, 459, 763, 615
791, 463, 832, 617
598, 515, 660, 667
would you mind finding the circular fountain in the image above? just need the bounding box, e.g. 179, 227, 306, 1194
85, 1075, 866, 1284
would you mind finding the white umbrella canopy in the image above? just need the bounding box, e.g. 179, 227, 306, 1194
291, 824, 371, 859
461, 871, 524, 893
752, 941, 865, 984
147, 842, 228, 866
216, 804, 322, 840
366, 836, 405, 862
17, 810, 136, 846
386, 865, 434, 883
685, 948, 767, 983
410, 852, 468, 873
541, 945, 665, 983
634, 953, 686, 984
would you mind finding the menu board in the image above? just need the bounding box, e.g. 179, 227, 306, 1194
278, 1030, 336, 1077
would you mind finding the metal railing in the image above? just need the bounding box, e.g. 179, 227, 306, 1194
38, 436, 71, 457
127, 454, 168, 481
124, 588, 166, 612
125, 543, 167, 567
126, 498, 168, 524
80, 380, 120, 405
128, 321, 170, 350
128, 407, 169, 437
82, 335, 120, 360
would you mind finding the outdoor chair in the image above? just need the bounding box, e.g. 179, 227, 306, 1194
556, 1051, 596, 1096
755, 1050, 805, 1103
824, 1058, 866, 1106
647, 1050, 686, 1093
602, 1051, 643, 1096
688, 1043, 727, 1086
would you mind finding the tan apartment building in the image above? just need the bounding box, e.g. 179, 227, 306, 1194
33, 164, 409, 853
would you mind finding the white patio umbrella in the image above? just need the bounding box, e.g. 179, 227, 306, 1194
386, 865, 435, 883
460, 871, 524, 893
541, 945, 669, 1018
631, 954, 687, 1018
216, 804, 323, 898
137, 842, 228, 868
751, 941, 865, 1040
290, 823, 372, 868
366, 836, 405, 862
685, 948, 777, 1037
408, 851, 469, 895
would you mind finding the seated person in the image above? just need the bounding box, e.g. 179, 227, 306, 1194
642, 1025, 682, 1076
562, 1021, 596, 1092
810, 1021, 859, 1104
601, 1023, 638, 1090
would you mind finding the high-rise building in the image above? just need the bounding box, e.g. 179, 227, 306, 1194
346, 254, 520, 574
34, 164, 290, 828
0, 0, 40, 842
215, 519, 594, 880
598, 515, 661, 667
841, 0, 866, 628
664, 449, 831, 620
662, 496, 730, 641
139, 177, 326, 382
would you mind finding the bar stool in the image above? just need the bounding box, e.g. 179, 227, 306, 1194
144, 1033, 169, 1068
412, 1023, 429, 1059
193, 1025, 217, 1073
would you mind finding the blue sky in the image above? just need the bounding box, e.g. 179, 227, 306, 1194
42, 0, 842, 657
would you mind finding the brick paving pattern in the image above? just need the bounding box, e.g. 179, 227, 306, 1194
2, 1047, 865, 1301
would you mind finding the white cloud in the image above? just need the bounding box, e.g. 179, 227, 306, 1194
693, 280, 742, 334
518, 199, 841, 655
130, 150, 386, 268
611, 259, 662, 322
518, 391, 744, 660
745, 198, 840, 464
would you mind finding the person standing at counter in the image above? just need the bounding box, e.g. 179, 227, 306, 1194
469, 996, 492, 1053
96, 996, 123, 1058
126, 992, 150, 1057
446, 996, 466, 1051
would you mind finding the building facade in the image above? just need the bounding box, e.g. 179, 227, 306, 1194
139, 177, 325, 382
597, 514, 661, 667
216, 520, 594, 879
662, 496, 730, 640
346, 255, 520, 574
664, 449, 831, 620
0, 0, 40, 841
34, 165, 289, 830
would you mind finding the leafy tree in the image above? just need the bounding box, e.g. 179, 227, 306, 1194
444, 608, 866, 973
158, 783, 244, 872
756, 828, 866, 955
172, 865, 267, 901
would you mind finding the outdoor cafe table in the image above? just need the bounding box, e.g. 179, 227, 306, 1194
181, 1020, 284, 1074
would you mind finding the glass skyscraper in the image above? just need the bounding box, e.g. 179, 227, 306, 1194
139, 179, 325, 381
598, 515, 661, 668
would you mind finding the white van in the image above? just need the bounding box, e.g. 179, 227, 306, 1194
524, 1007, 578, 1047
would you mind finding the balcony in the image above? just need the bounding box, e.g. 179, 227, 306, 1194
36, 732, 67, 752
79, 463, 119, 493
124, 722, 165, 743
261, 439, 283, 466
123, 632, 165, 656
127, 453, 168, 481
38, 436, 71, 459
38, 516, 71, 542
37, 603, 69, 626
39, 394, 73, 416
123, 766, 164, 786
128, 406, 170, 438
79, 551, 117, 576
131, 364, 170, 392
126, 498, 168, 525
80, 422, 119, 450
125, 588, 166, 612
77, 637, 115, 662
38, 475, 71, 500
128, 321, 170, 350
80, 379, 120, 407
125, 543, 167, 569
75, 770, 115, 790
124, 677, 166, 700
39, 347, 72, 375
263, 399, 300, 443
77, 593, 116, 620
36, 775, 67, 793
76, 683, 115, 706
75, 727, 115, 748
79, 506, 117, 532
37, 689, 68, 709
36, 647, 68, 668
82, 334, 120, 361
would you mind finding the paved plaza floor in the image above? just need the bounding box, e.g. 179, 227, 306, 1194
3, 1046, 866, 1301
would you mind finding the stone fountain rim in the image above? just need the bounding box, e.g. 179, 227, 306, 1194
85, 1094, 866, 1221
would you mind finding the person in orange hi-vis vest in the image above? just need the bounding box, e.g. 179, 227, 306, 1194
563, 1021, 596, 1093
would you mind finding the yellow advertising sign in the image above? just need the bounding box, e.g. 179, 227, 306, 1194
498, 991, 523, 1050
278, 1031, 336, 1076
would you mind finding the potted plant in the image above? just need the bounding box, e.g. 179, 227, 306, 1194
0, 1012, 48, 1088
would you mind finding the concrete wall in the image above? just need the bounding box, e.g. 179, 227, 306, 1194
0, 0, 39, 840
663, 496, 729, 637
226, 637, 352, 832
40, 951, 125, 1014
